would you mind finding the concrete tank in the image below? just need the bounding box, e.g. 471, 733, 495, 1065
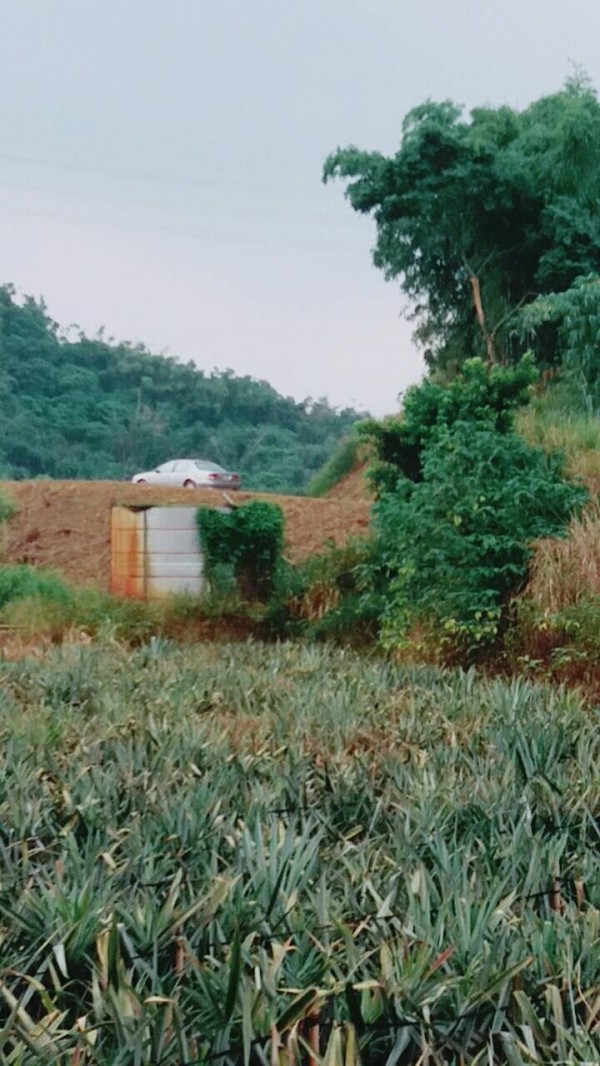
110, 505, 204, 599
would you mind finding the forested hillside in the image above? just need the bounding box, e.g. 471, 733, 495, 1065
0, 286, 363, 493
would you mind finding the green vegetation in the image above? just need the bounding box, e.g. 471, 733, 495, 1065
0, 641, 597, 1064
0, 75, 598, 1066
517, 382, 600, 462
264, 538, 380, 645
360, 356, 538, 494
373, 425, 587, 653
197, 501, 285, 601
352, 360, 588, 655
0, 488, 15, 528
519, 274, 600, 414
307, 434, 361, 496
0, 563, 73, 610
0, 286, 362, 493
324, 74, 600, 374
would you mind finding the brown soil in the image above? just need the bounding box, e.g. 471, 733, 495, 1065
1, 481, 371, 590
325, 462, 375, 503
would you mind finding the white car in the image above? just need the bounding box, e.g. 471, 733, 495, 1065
131, 459, 241, 490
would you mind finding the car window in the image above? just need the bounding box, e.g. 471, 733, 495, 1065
194, 461, 225, 472
157, 461, 176, 473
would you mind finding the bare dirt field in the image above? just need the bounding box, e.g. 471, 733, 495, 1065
1, 481, 371, 590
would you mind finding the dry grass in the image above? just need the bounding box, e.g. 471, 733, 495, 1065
516, 405, 600, 492
526, 502, 600, 612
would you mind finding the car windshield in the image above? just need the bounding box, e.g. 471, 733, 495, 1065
194, 461, 225, 472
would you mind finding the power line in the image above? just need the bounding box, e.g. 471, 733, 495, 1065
0, 194, 360, 253
0, 151, 329, 198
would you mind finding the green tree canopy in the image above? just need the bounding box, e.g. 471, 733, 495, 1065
324, 74, 600, 373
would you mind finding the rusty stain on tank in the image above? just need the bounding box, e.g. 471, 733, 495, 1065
110, 507, 145, 598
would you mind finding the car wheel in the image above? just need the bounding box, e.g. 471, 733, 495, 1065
136, 479, 147, 484
183, 479, 197, 489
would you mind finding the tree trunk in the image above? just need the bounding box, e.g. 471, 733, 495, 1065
469, 275, 497, 364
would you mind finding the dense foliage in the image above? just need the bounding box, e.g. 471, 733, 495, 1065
0, 642, 597, 1064
360, 355, 537, 493
324, 74, 600, 373
359, 361, 588, 651
374, 424, 588, 650
197, 500, 285, 600
519, 273, 600, 414
0, 286, 362, 492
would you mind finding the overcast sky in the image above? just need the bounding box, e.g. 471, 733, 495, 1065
1, 1, 600, 415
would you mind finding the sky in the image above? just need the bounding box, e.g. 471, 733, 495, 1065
1, 1, 600, 416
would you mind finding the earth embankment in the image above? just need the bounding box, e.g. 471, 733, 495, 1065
1, 481, 371, 590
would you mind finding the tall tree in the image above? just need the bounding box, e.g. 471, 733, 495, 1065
324, 74, 600, 373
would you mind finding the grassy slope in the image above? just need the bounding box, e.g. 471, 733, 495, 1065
0, 641, 598, 1063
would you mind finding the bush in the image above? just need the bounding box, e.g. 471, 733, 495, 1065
374, 423, 588, 653
360, 355, 537, 494
0, 564, 73, 610
197, 501, 284, 601
261, 538, 380, 643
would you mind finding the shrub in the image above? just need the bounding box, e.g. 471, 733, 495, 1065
360, 355, 537, 494
197, 501, 284, 601
261, 538, 380, 643
374, 423, 588, 653
0, 564, 73, 610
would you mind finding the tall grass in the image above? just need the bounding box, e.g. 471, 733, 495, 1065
0, 641, 597, 1063
307, 436, 363, 496
0, 564, 255, 646
516, 386, 600, 489
526, 502, 600, 612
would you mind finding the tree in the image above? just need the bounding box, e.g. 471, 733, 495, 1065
324, 74, 600, 374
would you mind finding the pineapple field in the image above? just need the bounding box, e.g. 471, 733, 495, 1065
0, 640, 598, 1064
